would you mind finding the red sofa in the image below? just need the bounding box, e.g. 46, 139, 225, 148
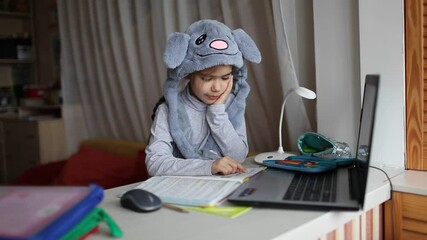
15, 138, 150, 189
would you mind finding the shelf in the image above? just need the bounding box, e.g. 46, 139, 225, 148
0, 106, 17, 110
18, 104, 62, 119
20, 104, 61, 110
0, 59, 33, 64
0, 11, 30, 18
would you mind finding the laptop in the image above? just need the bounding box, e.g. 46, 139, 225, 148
228, 75, 379, 211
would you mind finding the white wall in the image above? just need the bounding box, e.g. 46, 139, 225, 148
313, 0, 405, 169
359, 0, 405, 169
313, 0, 361, 156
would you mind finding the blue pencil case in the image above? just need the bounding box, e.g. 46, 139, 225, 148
263, 155, 356, 173
0, 184, 104, 240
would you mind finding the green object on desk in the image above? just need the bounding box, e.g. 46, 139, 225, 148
183, 206, 252, 219
61, 207, 123, 240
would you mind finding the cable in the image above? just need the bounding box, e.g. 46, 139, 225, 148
369, 166, 393, 198
369, 166, 394, 240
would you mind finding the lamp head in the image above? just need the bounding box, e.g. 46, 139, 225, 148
294, 87, 316, 99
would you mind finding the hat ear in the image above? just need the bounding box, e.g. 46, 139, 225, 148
164, 32, 190, 68
232, 29, 261, 63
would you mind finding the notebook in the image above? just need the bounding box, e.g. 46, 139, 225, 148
228, 75, 379, 211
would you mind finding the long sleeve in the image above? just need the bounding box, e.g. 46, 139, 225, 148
206, 104, 248, 162
145, 104, 214, 176
146, 86, 249, 176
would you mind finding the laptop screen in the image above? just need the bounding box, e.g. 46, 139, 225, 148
355, 75, 379, 207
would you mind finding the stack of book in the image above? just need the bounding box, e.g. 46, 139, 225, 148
0, 184, 122, 240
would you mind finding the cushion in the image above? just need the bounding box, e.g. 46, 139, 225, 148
14, 160, 67, 185
80, 138, 146, 159
54, 146, 139, 189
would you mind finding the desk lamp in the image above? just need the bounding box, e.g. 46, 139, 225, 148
254, 87, 317, 164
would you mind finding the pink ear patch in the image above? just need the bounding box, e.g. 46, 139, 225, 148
210, 40, 228, 50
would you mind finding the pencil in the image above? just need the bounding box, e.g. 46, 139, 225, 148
163, 204, 189, 213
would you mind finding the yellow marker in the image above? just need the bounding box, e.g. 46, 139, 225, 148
183, 206, 252, 218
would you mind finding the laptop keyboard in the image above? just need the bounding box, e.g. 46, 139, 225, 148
283, 171, 337, 202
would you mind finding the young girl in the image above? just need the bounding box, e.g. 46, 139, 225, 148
145, 19, 261, 176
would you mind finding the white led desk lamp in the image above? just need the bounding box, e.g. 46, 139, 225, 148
254, 87, 317, 164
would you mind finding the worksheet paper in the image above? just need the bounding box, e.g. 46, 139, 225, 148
135, 167, 265, 207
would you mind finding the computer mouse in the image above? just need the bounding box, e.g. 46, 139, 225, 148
120, 189, 162, 213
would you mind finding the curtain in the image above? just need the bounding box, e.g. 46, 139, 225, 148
58, 0, 316, 155
271, 0, 316, 149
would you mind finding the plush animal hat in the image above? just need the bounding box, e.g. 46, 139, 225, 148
163, 19, 261, 159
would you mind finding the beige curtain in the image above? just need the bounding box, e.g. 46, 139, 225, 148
58, 0, 316, 155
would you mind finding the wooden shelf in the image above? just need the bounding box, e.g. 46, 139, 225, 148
0, 11, 30, 18
18, 104, 62, 119
0, 0, 36, 86
0, 59, 33, 64
0, 106, 17, 111
0, 118, 67, 183
20, 104, 61, 109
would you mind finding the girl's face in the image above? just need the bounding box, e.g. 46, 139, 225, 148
189, 65, 233, 105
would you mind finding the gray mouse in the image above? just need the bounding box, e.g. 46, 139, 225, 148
120, 189, 162, 212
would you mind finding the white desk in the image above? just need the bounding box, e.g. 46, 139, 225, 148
390, 170, 427, 196
91, 159, 403, 240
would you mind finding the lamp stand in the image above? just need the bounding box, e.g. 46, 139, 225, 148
253, 151, 295, 164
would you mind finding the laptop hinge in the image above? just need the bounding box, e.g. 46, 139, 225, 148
348, 167, 360, 200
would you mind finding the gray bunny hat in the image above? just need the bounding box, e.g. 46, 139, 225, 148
162, 19, 261, 159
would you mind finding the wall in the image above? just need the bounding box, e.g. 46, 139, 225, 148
314, 0, 405, 169
313, 0, 361, 157
359, 0, 405, 169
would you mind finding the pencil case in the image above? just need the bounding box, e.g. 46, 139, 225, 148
36, 184, 105, 240
263, 154, 356, 173
263, 133, 355, 173
297, 132, 352, 159
262, 159, 337, 173
61, 207, 123, 240
0, 184, 104, 240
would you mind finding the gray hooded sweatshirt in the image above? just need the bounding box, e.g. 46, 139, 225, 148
145, 86, 248, 176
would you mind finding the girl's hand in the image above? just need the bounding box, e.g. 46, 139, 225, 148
211, 156, 247, 175
214, 79, 233, 105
